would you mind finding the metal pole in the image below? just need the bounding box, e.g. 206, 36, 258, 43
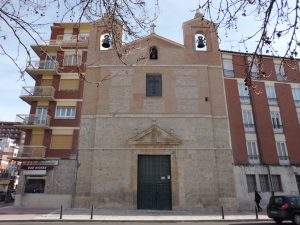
255, 206, 258, 220
59, 205, 63, 219
90, 205, 94, 220
221, 206, 224, 219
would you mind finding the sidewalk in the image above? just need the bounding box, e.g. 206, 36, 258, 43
0, 206, 270, 222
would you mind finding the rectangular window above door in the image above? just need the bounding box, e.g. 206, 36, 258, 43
146, 74, 162, 97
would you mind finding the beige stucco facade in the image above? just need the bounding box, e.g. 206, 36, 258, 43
74, 14, 237, 211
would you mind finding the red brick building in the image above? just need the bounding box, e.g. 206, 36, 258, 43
14, 23, 91, 207
222, 51, 300, 209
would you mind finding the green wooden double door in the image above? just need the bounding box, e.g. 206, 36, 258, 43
137, 155, 172, 210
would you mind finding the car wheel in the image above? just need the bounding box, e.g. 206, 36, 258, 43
294, 214, 300, 225
274, 218, 283, 224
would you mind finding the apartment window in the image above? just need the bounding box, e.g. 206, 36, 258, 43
274, 63, 285, 81
292, 88, 300, 107
223, 59, 234, 77
39, 55, 57, 70
271, 175, 283, 192
270, 111, 283, 132
246, 141, 259, 162
24, 176, 45, 193
64, 53, 82, 66
238, 83, 250, 104
242, 110, 255, 132
276, 141, 289, 161
266, 86, 277, 105
259, 175, 270, 192
249, 62, 259, 78
78, 33, 89, 42
55, 107, 76, 119
246, 174, 257, 193
146, 74, 162, 97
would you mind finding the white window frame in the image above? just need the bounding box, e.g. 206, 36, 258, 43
78, 33, 89, 42
223, 59, 234, 77
276, 141, 289, 163
274, 63, 285, 81
270, 111, 283, 133
242, 110, 255, 132
55, 106, 76, 119
246, 141, 260, 164
63, 53, 82, 66
266, 86, 278, 105
292, 88, 300, 107
247, 57, 259, 78
238, 83, 250, 104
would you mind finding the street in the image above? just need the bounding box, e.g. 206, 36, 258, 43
0, 221, 290, 225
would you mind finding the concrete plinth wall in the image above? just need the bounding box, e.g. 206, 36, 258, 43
15, 159, 76, 208
234, 165, 300, 211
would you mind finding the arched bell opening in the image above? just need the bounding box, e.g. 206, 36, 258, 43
100, 33, 112, 50
149, 46, 158, 60
195, 33, 207, 51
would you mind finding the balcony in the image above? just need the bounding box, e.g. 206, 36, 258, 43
248, 155, 260, 165
15, 114, 50, 129
20, 86, 55, 103
13, 146, 46, 160
273, 124, 284, 133
31, 42, 61, 57
26, 60, 58, 78
223, 69, 234, 78
244, 123, 255, 132
51, 35, 89, 47
278, 156, 290, 166
240, 96, 251, 104
268, 98, 278, 106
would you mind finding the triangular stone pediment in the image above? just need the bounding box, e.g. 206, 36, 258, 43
128, 125, 182, 145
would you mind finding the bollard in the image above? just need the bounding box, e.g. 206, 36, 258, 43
90, 205, 94, 220
59, 205, 63, 219
221, 206, 224, 220
255, 206, 258, 220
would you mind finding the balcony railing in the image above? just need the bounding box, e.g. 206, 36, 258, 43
27, 60, 58, 70
20, 86, 54, 101
244, 123, 255, 132
49, 35, 89, 46
248, 155, 260, 164
15, 114, 50, 128
223, 69, 234, 78
16, 146, 46, 158
268, 98, 278, 106
240, 96, 251, 104
278, 156, 290, 165
273, 124, 284, 133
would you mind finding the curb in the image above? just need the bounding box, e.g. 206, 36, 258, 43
0, 218, 272, 223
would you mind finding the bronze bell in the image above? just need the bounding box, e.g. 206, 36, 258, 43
197, 36, 206, 48
102, 35, 111, 48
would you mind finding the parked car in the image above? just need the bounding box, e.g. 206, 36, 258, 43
267, 195, 300, 224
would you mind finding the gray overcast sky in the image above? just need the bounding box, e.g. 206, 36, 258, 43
0, 0, 294, 121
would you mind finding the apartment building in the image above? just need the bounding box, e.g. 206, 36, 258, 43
0, 122, 24, 145
222, 52, 300, 210
14, 23, 92, 207
13, 11, 300, 210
